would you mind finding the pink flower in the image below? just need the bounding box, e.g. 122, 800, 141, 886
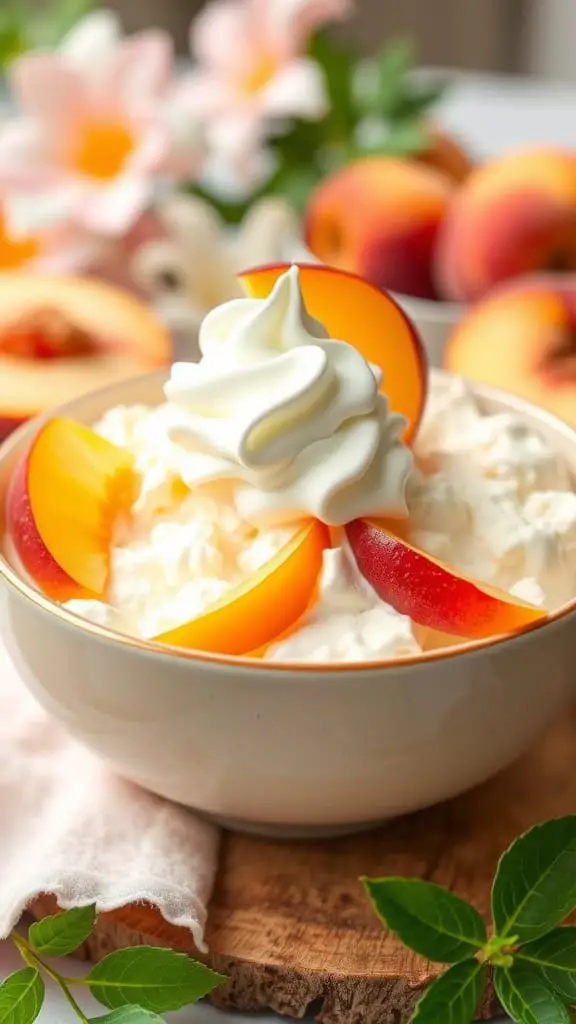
179, 0, 352, 192
0, 10, 203, 239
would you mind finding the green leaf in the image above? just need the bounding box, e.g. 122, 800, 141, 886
309, 32, 356, 138
376, 37, 415, 115
28, 904, 97, 956
0, 968, 44, 1024
0, 6, 28, 69
28, 0, 95, 48
87, 947, 225, 1013
364, 877, 486, 963
271, 165, 322, 212
411, 960, 485, 1024
354, 120, 428, 159
494, 963, 569, 1024
391, 80, 448, 122
491, 817, 576, 943
386, 122, 428, 156
90, 1008, 165, 1023
518, 927, 576, 1003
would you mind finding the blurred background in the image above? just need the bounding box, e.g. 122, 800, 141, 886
109, 0, 571, 80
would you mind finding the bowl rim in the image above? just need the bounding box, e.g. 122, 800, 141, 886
1, 368, 576, 675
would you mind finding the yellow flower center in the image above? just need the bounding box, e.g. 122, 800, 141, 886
241, 53, 278, 95
0, 207, 39, 270
71, 120, 135, 181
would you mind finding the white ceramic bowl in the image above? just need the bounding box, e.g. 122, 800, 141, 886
392, 293, 465, 368
1, 370, 576, 839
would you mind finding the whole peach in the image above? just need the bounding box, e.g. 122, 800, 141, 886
436, 147, 576, 303
445, 273, 576, 428
304, 157, 454, 301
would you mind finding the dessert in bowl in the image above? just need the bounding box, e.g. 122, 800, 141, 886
1, 263, 576, 838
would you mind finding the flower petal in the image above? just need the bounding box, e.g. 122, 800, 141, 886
127, 124, 170, 175
0, 120, 58, 189
173, 70, 239, 119
9, 54, 88, 128
201, 118, 275, 200
3, 183, 86, 236
267, 0, 352, 51
156, 95, 205, 178
104, 31, 174, 116
190, 0, 263, 78
79, 175, 152, 235
260, 57, 327, 120
59, 9, 122, 69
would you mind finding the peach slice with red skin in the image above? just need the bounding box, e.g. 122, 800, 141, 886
155, 519, 330, 655
239, 262, 427, 445
6, 417, 136, 601
346, 518, 546, 640
0, 273, 170, 439
6, 415, 330, 654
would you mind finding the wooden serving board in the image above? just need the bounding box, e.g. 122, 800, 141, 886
31, 711, 576, 1024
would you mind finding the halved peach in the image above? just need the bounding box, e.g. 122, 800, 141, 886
346, 518, 546, 639
239, 262, 427, 444
6, 417, 136, 601
155, 519, 330, 656
0, 273, 170, 438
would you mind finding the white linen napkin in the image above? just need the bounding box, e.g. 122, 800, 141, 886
0, 638, 220, 952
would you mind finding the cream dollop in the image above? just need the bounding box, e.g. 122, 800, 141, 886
164, 265, 413, 527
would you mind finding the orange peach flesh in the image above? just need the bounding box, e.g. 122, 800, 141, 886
239, 262, 427, 445
6, 417, 135, 600
445, 280, 576, 429
0, 273, 171, 426
155, 519, 330, 655
346, 518, 546, 640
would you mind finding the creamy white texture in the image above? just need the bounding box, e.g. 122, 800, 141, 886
163, 265, 413, 527
266, 546, 420, 662
409, 377, 576, 608
64, 376, 576, 663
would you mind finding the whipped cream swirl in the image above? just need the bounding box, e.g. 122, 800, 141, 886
164, 265, 413, 527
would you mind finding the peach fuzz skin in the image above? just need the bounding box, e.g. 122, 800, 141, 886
6, 417, 135, 601
303, 158, 454, 301
346, 518, 546, 640
0, 272, 171, 437
240, 261, 427, 444
435, 147, 576, 303
445, 274, 576, 430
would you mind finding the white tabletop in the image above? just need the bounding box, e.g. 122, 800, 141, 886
3, 68, 575, 1021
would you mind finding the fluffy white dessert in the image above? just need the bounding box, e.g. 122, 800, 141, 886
61, 277, 576, 663
164, 264, 413, 527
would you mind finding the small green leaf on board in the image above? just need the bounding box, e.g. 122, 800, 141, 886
363, 877, 486, 963
411, 959, 485, 1024
87, 947, 225, 1013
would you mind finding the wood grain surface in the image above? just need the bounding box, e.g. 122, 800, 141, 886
31, 710, 576, 1023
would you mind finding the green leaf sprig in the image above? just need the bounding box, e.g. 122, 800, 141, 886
1, 904, 224, 1023
364, 816, 576, 1024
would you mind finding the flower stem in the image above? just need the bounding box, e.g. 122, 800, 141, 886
12, 932, 90, 1023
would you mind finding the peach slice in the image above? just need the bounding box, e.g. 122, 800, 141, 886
155, 519, 330, 656
346, 518, 546, 640
0, 273, 170, 439
6, 417, 135, 601
239, 262, 427, 443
